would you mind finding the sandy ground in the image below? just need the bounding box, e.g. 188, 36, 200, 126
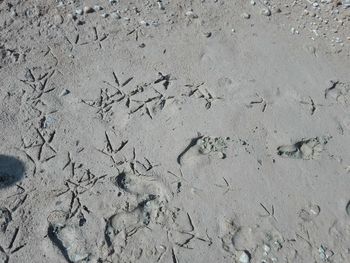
1, 0, 350, 262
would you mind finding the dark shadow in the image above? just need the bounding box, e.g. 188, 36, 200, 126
0, 155, 25, 189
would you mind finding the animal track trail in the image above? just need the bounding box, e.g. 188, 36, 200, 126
47, 210, 93, 263
114, 171, 171, 203
105, 171, 172, 255
325, 81, 350, 106
177, 135, 229, 166
277, 136, 331, 160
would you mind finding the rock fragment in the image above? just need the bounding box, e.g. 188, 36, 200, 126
261, 8, 271, 16
242, 12, 251, 19
239, 250, 251, 263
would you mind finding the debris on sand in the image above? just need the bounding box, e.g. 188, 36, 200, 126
48, 211, 91, 263
239, 250, 251, 263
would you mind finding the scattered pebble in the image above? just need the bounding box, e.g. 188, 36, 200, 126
242, 12, 251, 19
75, 9, 83, 16
239, 250, 251, 263
185, 10, 198, 19
291, 27, 299, 34
261, 8, 271, 16
93, 5, 103, 11
263, 244, 271, 253
111, 12, 121, 19
53, 14, 63, 25
83, 6, 94, 14
309, 204, 320, 216
157, 1, 165, 10
60, 89, 70, 96
203, 32, 212, 38
140, 20, 149, 26
319, 245, 334, 261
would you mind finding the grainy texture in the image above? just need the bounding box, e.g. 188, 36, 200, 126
0, 0, 350, 262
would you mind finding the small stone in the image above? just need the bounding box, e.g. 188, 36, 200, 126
83, 6, 94, 14
157, 1, 165, 10
242, 12, 251, 19
93, 5, 103, 11
239, 251, 251, 263
54, 14, 63, 25
309, 204, 320, 216
263, 244, 271, 253
203, 32, 212, 38
101, 13, 109, 18
75, 9, 83, 16
139, 43, 146, 48
250, 0, 256, 5
261, 8, 271, 16
139, 20, 149, 26
319, 245, 334, 261
66, 14, 74, 20
60, 89, 70, 96
111, 12, 121, 19
185, 10, 198, 18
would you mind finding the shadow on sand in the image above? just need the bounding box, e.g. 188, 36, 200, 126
0, 155, 25, 189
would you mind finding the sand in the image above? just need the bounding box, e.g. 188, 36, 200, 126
1, 0, 350, 262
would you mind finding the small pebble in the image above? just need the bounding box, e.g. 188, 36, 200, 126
101, 13, 109, 18
242, 12, 251, 19
111, 12, 121, 19
261, 8, 271, 16
60, 89, 70, 96
54, 14, 63, 25
75, 9, 83, 16
185, 10, 198, 18
239, 251, 251, 263
263, 244, 271, 253
140, 20, 149, 26
83, 6, 94, 14
93, 5, 103, 11
309, 204, 320, 216
157, 1, 165, 10
203, 32, 212, 38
